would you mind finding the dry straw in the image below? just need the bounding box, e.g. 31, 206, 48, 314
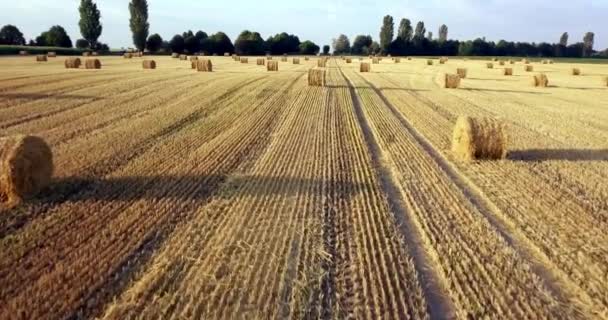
345, 58, 352, 63
267, 56, 273, 60
524, 65, 534, 72
427, 59, 433, 65
191, 61, 197, 69
407, 57, 412, 60
36, 55, 47, 62
452, 116, 507, 161
372, 58, 379, 64
394, 58, 401, 63
179, 54, 187, 60
360, 62, 371, 72
444, 73, 461, 88
523, 59, 530, 64
47, 52, 56, 58
84, 58, 101, 69
197, 59, 213, 72
572, 68, 581, 76
293, 58, 300, 64
256, 58, 265, 66
64, 57, 81, 69
486, 63, 494, 69
0, 135, 53, 206
317, 59, 327, 68
305, 57, 309, 61
267, 60, 279, 71
457, 68, 467, 79
142, 60, 156, 69
308, 69, 326, 87
604, 76, 608, 87
503, 68, 513, 76
509, 60, 515, 64
240, 57, 248, 63
439, 57, 448, 64
532, 73, 549, 87
492, 58, 498, 62
281, 56, 287, 62
499, 61, 505, 66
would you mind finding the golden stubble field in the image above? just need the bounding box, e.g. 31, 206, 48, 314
0, 54, 607, 319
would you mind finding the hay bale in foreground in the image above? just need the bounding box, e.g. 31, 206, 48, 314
451, 116, 507, 161
64, 57, 81, 69
256, 58, 265, 66
124, 53, 133, 59
143, 60, 156, 69
532, 73, 549, 87
171, 53, 179, 58
84, 58, 101, 69
444, 74, 461, 88
293, 58, 300, 64
267, 60, 279, 71
524, 65, 534, 72
47, 52, 57, 58
427, 60, 433, 66
196, 59, 213, 72
0, 135, 53, 206
360, 62, 371, 72
308, 69, 326, 87
36, 55, 47, 62
503, 68, 513, 76
457, 68, 467, 79
572, 68, 581, 76
486, 63, 494, 69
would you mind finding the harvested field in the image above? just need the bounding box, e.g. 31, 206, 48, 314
1, 55, 607, 320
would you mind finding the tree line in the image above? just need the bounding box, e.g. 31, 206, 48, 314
0, 2, 604, 58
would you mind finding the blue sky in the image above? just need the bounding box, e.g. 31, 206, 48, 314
1, 0, 606, 50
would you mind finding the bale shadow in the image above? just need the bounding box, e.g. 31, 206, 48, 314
460, 87, 548, 94
509, 149, 608, 161
326, 84, 428, 92
0, 92, 94, 100
466, 77, 515, 82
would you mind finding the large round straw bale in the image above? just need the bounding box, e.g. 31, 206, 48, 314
360, 62, 371, 72
240, 57, 248, 63
305, 57, 309, 61
426, 59, 433, 65
36, 55, 47, 62
372, 58, 379, 64
256, 58, 265, 66
571, 68, 581, 76
486, 63, 494, 69
171, 52, 179, 58
503, 68, 513, 76
532, 73, 549, 87
345, 58, 352, 63
267, 60, 279, 71
444, 73, 461, 88
451, 116, 507, 161
308, 68, 326, 87
190, 56, 198, 62
293, 58, 300, 64
0, 135, 53, 205
394, 58, 401, 63
524, 65, 534, 72
143, 60, 156, 69
64, 57, 81, 69
84, 58, 101, 69
196, 59, 213, 72
47, 52, 57, 58
499, 61, 505, 66
457, 68, 467, 79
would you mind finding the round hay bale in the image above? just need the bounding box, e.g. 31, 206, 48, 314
345, 58, 352, 63
426, 59, 433, 66
36, 55, 48, 62
281, 56, 287, 62
503, 68, 513, 76
143, 60, 156, 69
499, 61, 505, 66
47, 52, 57, 58
196, 59, 213, 72
457, 68, 467, 79
523, 59, 530, 64
84, 59, 101, 69
444, 73, 461, 88
0, 135, 53, 206
360, 62, 371, 73
124, 52, 133, 59
532, 73, 549, 87
267, 60, 279, 71
524, 65, 534, 72
256, 58, 265, 66
603, 76, 608, 87
451, 116, 507, 161
571, 68, 581, 76
486, 63, 494, 69
64, 57, 81, 69
394, 58, 401, 63
171, 53, 179, 58
191, 61, 197, 69
240, 57, 248, 63
372, 58, 379, 64
293, 58, 300, 64
308, 68, 326, 87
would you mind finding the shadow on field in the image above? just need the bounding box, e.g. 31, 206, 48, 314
509, 149, 608, 161
460, 87, 549, 94
326, 84, 428, 92
45, 174, 367, 201
0, 92, 94, 100
466, 77, 516, 82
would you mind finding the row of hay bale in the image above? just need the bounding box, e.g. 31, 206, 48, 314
64, 57, 101, 69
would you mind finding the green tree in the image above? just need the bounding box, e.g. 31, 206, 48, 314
379, 15, 394, 54
169, 34, 184, 53
146, 33, 162, 53
332, 34, 351, 54
370, 41, 381, 55
75, 39, 89, 49
129, 0, 149, 51
79, 0, 102, 49
208, 32, 234, 55
583, 32, 594, 57
397, 19, 413, 42
351, 35, 373, 55
414, 21, 426, 40
0, 25, 26, 45
266, 33, 300, 54
299, 40, 320, 55
322, 45, 330, 55
438, 24, 448, 43
427, 32, 433, 41
235, 30, 265, 55
36, 26, 73, 47
559, 32, 568, 46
